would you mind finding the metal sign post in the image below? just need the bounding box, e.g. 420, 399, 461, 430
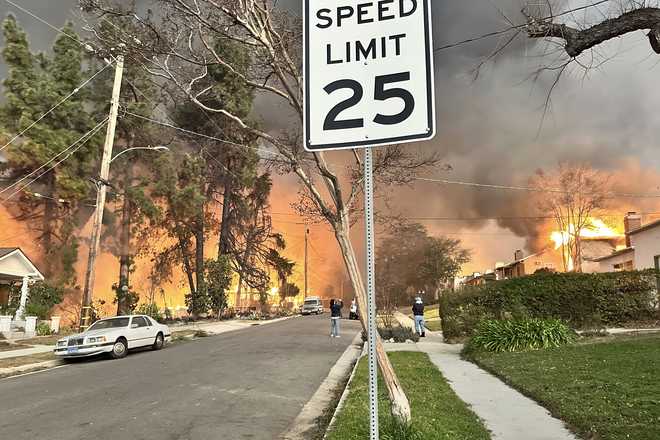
364, 147, 379, 439
302, 1, 436, 438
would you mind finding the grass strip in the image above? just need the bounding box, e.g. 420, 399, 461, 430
326, 351, 491, 440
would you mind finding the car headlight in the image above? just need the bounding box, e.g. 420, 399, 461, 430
88, 336, 107, 344
57, 340, 67, 347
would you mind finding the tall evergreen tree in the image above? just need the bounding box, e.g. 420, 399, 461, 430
0, 16, 101, 284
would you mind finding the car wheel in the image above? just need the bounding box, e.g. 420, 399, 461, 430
152, 333, 164, 351
110, 338, 128, 359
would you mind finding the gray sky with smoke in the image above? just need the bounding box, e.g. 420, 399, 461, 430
2, 0, 660, 273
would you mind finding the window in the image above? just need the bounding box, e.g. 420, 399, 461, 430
132, 316, 149, 328
613, 261, 634, 272
88, 317, 130, 331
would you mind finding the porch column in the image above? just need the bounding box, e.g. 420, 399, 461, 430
14, 276, 29, 321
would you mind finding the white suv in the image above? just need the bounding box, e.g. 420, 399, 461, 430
301, 297, 324, 315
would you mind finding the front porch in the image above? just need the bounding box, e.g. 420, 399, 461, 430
0, 248, 45, 337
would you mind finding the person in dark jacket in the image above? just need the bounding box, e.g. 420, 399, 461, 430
412, 297, 425, 337
330, 299, 343, 337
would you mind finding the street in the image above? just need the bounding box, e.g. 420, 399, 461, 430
0, 316, 361, 440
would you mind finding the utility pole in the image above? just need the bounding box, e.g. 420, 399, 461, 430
304, 227, 309, 298
80, 55, 125, 329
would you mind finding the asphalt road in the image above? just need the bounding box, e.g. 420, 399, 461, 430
0, 315, 361, 440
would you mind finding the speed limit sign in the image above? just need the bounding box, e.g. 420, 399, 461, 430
303, 0, 435, 151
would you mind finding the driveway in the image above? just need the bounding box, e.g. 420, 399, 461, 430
0, 315, 361, 440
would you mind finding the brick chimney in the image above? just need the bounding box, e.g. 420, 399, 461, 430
514, 250, 524, 261
624, 212, 642, 248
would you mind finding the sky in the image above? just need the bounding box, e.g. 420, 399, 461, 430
1, 0, 660, 286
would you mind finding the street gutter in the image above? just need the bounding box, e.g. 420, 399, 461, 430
0, 359, 63, 379
281, 332, 364, 440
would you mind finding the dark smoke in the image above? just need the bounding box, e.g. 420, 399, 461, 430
3, 0, 660, 272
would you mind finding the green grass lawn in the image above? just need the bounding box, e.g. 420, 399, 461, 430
326, 352, 491, 440
468, 334, 660, 440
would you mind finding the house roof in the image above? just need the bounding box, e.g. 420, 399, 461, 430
498, 248, 552, 269
0, 248, 44, 280
628, 218, 660, 236
592, 247, 635, 262
0, 247, 19, 258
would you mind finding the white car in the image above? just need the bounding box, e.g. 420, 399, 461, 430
301, 297, 324, 315
54, 315, 171, 360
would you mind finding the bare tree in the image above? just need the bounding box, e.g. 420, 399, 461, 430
530, 163, 610, 272
80, 0, 443, 422
524, 1, 660, 59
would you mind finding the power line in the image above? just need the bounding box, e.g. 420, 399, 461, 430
409, 212, 660, 222
2, 120, 108, 202
0, 118, 109, 198
0, 63, 112, 153
434, 0, 610, 52
123, 111, 284, 159
4, 0, 84, 46
413, 176, 660, 199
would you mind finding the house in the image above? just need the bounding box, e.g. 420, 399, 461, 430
594, 212, 660, 272
0, 247, 45, 321
462, 271, 497, 287
495, 249, 558, 280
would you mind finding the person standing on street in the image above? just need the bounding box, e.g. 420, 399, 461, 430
412, 297, 426, 337
330, 298, 343, 337
349, 298, 358, 320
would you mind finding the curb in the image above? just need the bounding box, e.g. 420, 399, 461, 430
323, 340, 365, 439
0, 359, 63, 379
281, 332, 364, 440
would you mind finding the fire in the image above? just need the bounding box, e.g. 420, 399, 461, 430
549, 217, 624, 272
550, 218, 622, 250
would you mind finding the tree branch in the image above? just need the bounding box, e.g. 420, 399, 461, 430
526, 7, 660, 57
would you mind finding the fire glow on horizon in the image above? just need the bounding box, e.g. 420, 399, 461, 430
550, 217, 624, 271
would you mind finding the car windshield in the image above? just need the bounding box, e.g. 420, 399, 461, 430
88, 317, 130, 331
304, 300, 318, 305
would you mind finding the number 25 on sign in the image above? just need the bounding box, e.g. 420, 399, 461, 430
304, 0, 436, 151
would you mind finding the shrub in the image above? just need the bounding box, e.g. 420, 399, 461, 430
468, 319, 575, 353
135, 303, 163, 322
441, 270, 659, 339
373, 325, 420, 343
36, 322, 52, 336
24, 282, 64, 320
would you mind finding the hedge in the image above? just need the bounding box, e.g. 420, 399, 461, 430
440, 270, 660, 339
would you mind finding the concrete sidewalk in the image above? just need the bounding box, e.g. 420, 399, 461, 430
0, 345, 53, 360
391, 311, 577, 440
416, 337, 576, 440
169, 315, 296, 335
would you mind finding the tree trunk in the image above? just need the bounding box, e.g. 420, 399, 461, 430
235, 274, 243, 310
334, 219, 411, 424
117, 163, 133, 315
42, 170, 56, 277
177, 233, 196, 311
218, 159, 234, 258
195, 209, 206, 315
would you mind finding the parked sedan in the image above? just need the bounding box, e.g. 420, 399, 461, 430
54, 315, 171, 360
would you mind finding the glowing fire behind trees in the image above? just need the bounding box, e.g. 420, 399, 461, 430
531, 163, 611, 272
550, 218, 624, 272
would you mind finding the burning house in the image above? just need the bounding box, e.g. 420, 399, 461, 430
594, 212, 660, 273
